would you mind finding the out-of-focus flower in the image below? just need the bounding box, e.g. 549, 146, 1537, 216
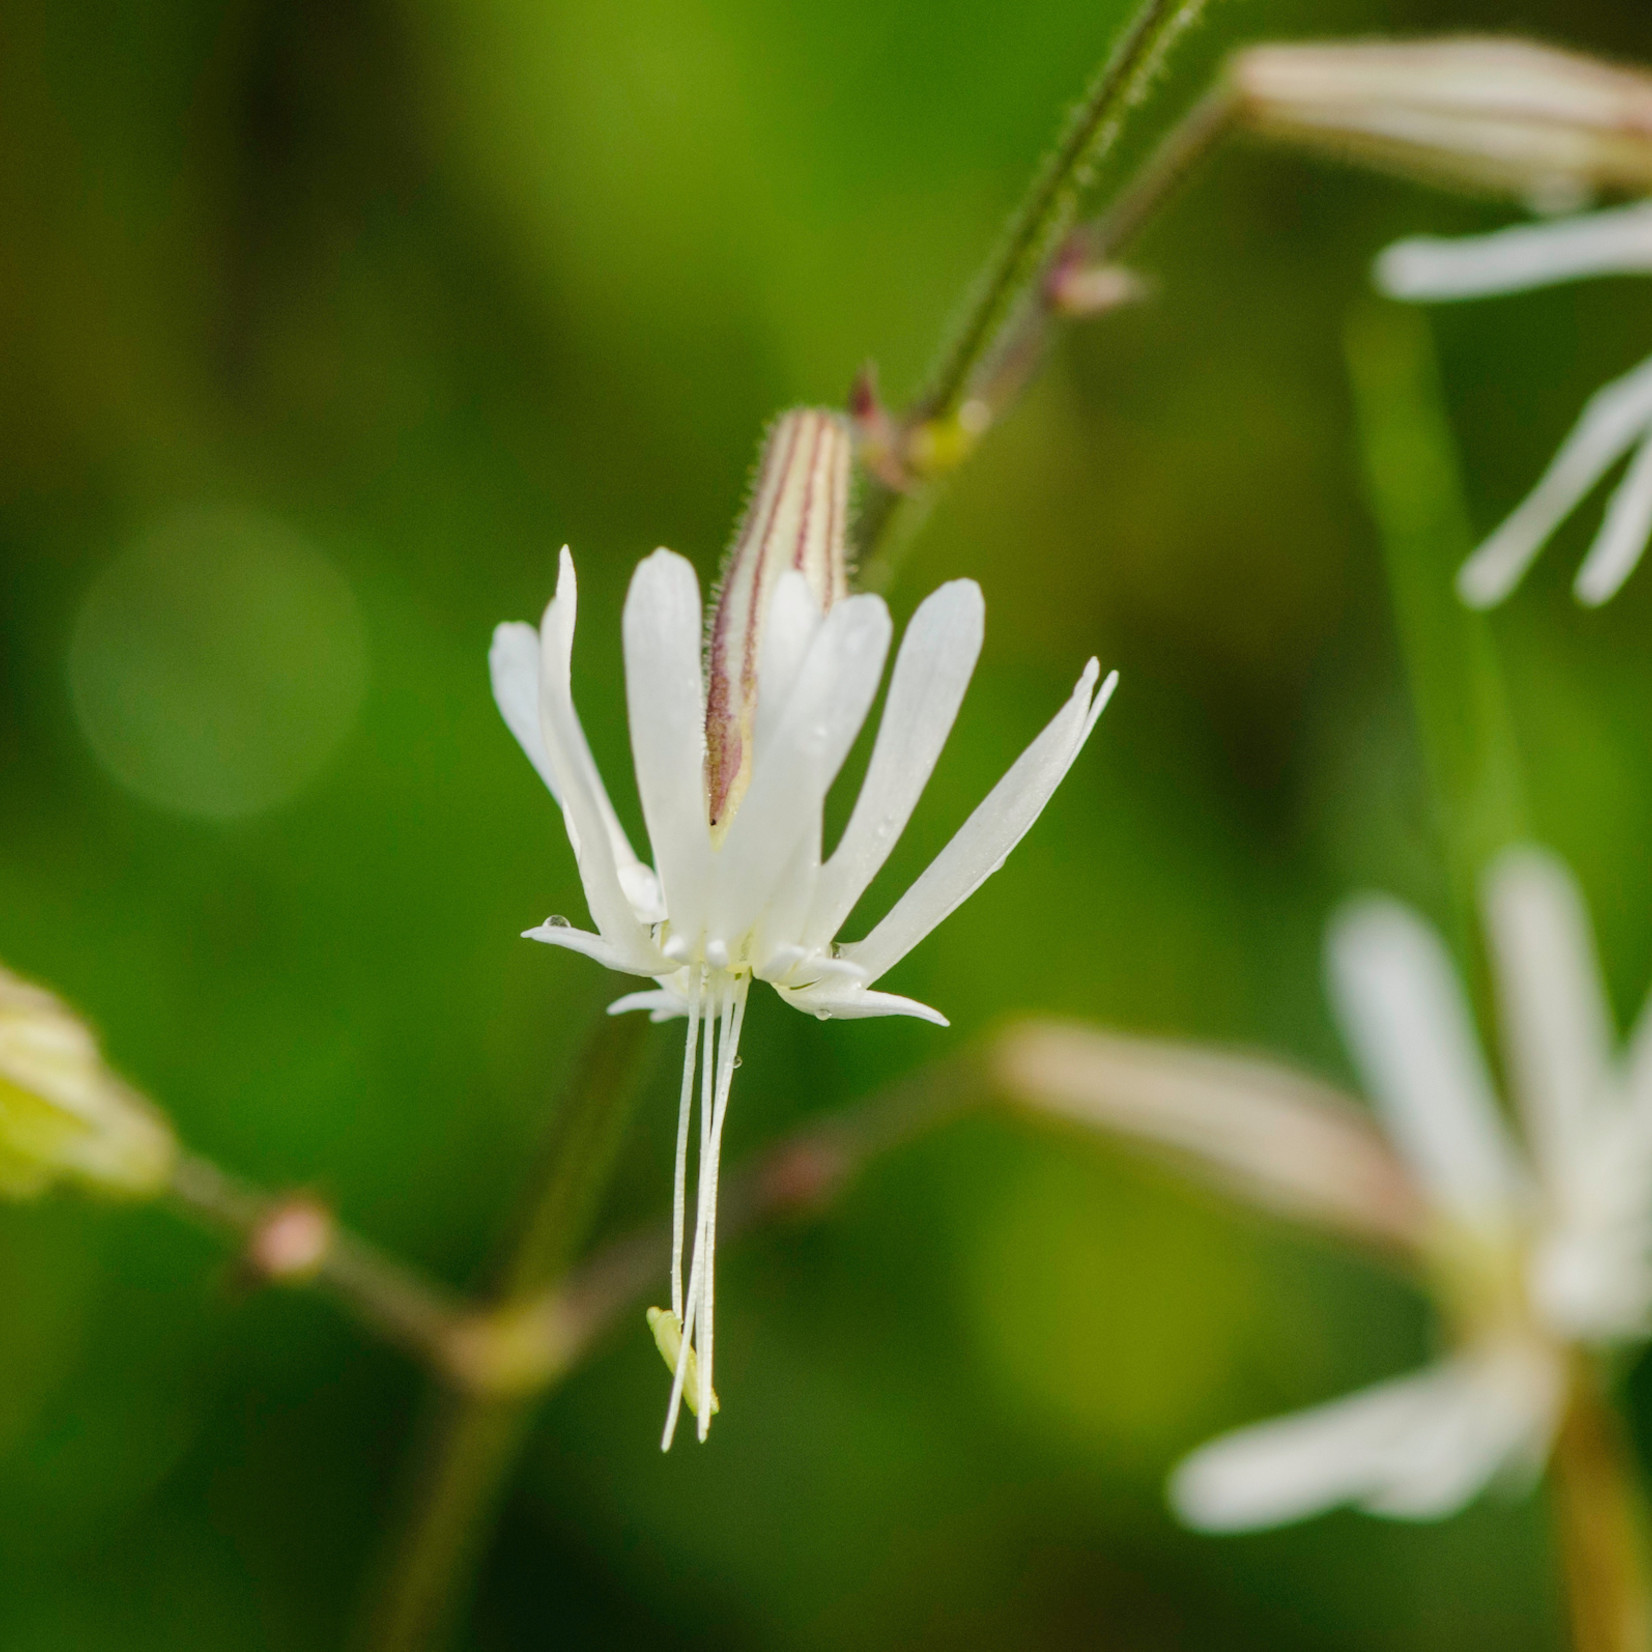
1003, 845, 1652, 1529
1230, 37, 1652, 208
491, 408, 1115, 1445
0, 965, 175, 1198
1377, 201, 1652, 606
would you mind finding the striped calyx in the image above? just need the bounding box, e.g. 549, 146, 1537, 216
705, 409, 851, 829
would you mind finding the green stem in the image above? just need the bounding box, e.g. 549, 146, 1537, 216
1551, 1361, 1652, 1652
356, 1010, 655, 1652
856, 0, 1215, 584
1344, 302, 1528, 963
166, 1153, 465, 1364
919, 0, 1210, 423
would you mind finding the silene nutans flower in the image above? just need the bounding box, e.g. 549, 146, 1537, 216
491, 408, 1116, 1445
1230, 35, 1652, 606
0, 964, 176, 1199
1006, 847, 1652, 1529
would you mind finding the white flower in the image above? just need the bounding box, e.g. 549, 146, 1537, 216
1376, 199, 1652, 606
490, 409, 1115, 1444
1003, 846, 1652, 1529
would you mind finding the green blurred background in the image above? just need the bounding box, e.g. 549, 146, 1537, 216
1, 0, 1650, 1644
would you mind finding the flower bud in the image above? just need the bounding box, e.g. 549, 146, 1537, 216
1230, 37, 1652, 208
705, 409, 852, 827
0, 965, 175, 1197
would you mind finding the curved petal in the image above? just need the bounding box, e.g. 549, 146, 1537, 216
536, 550, 661, 969
804, 580, 985, 952
490, 622, 561, 799
1455, 353, 1652, 607
713, 594, 891, 950
1328, 897, 1522, 1225
774, 981, 949, 1025
1376, 204, 1652, 301
1577, 428, 1652, 605
997, 1021, 1427, 1251
607, 988, 691, 1022
1170, 1346, 1560, 1532
624, 551, 713, 940
522, 919, 657, 976
839, 663, 1115, 989
1482, 846, 1613, 1198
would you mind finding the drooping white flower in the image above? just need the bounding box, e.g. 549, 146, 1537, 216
491, 408, 1115, 1445
1376, 199, 1652, 606
1004, 845, 1652, 1529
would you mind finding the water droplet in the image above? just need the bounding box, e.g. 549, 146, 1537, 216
546, 915, 571, 928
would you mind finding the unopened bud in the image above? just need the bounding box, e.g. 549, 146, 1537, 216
705, 409, 852, 827
1230, 37, 1652, 209
0, 966, 175, 1198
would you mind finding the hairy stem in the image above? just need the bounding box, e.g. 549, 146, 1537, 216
356, 1011, 655, 1652
1551, 1364, 1652, 1652
856, 0, 1216, 584
162, 1040, 982, 1649
167, 1153, 465, 1363
920, 0, 1209, 422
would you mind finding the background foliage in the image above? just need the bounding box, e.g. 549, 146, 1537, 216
1, 0, 1649, 1644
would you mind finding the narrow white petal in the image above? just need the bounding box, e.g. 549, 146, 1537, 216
998, 1022, 1426, 1249
522, 920, 654, 975
1576, 429, 1652, 604
1376, 204, 1652, 301
607, 988, 689, 1022
1625, 983, 1652, 1127
535, 550, 661, 966
1456, 353, 1652, 607
1328, 898, 1522, 1223
1482, 846, 1613, 1197
804, 580, 985, 952
495, 608, 663, 923
1362, 1344, 1563, 1520
840, 663, 1115, 989
623, 551, 714, 941
774, 982, 950, 1025
713, 595, 892, 949
1171, 1363, 1467, 1532
490, 623, 561, 799
1170, 1347, 1558, 1532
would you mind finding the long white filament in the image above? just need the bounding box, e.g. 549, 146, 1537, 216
698, 980, 748, 1437
660, 972, 752, 1450
669, 969, 705, 1319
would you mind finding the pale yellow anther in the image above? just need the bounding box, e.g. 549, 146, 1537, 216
646, 1306, 720, 1418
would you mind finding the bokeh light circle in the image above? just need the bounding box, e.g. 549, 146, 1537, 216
68, 509, 369, 820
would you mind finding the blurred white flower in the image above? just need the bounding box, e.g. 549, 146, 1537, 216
491, 409, 1114, 1445
1377, 200, 1652, 606
1231, 38, 1652, 208
0, 965, 175, 1199
1004, 846, 1652, 1529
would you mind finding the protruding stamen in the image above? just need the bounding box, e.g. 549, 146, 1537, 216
706, 410, 852, 829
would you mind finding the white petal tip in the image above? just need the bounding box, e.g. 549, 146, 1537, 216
1573, 567, 1629, 607
1455, 558, 1513, 610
